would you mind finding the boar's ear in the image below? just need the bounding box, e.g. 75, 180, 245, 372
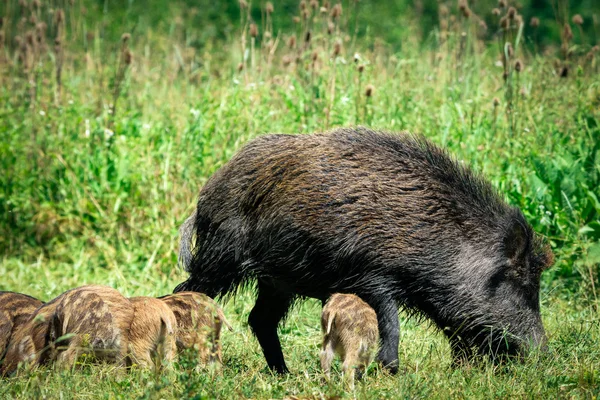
503, 219, 529, 265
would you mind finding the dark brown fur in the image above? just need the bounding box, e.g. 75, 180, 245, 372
321, 294, 379, 386
177, 128, 553, 373
0, 291, 44, 361
159, 292, 232, 365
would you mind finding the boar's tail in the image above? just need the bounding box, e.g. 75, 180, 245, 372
178, 210, 197, 271
326, 311, 336, 335
160, 314, 175, 336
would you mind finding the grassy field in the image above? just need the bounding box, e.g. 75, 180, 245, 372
1, 0, 600, 398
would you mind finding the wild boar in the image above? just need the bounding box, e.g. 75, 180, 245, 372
128, 296, 177, 370
0, 291, 44, 360
159, 291, 232, 365
320, 293, 379, 386
176, 128, 553, 373
2, 285, 133, 374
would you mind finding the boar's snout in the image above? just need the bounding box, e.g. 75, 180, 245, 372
526, 323, 548, 352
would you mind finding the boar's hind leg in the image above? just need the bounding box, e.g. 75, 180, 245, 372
248, 281, 293, 374
365, 296, 399, 374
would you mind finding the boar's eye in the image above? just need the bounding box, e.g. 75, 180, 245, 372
487, 269, 506, 293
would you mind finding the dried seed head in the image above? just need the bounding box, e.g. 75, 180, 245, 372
498, 0, 507, 8
282, 55, 292, 66
519, 87, 526, 97
479, 20, 488, 30
530, 17, 539, 27
32, 0, 40, 9
572, 14, 583, 26
492, 8, 501, 16
266, 2, 274, 14
563, 23, 573, 41
507, 7, 516, 20
502, 70, 509, 81
458, 0, 470, 18
300, 0, 306, 10
55, 9, 64, 25
302, 9, 310, 20
500, 16, 509, 29
121, 33, 131, 44
440, 19, 448, 31
559, 65, 568, 77
123, 49, 132, 65
357, 64, 365, 73
239, 0, 248, 10
331, 3, 342, 19
249, 23, 258, 38
320, 6, 328, 13
327, 20, 335, 35
288, 35, 296, 48
353, 52, 360, 63
264, 31, 272, 39
493, 97, 500, 107
25, 31, 34, 46
293, 16, 301, 24
514, 59, 523, 72
311, 50, 318, 61
237, 62, 244, 72
86, 31, 94, 42
29, 14, 37, 25
333, 40, 341, 56
586, 51, 594, 61
506, 42, 514, 57
310, 0, 319, 10
592, 45, 600, 53
305, 30, 311, 43
515, 14, 523, 27
19, 0, 27, 14
365, 84, 374, 97
439, 4, 449, 17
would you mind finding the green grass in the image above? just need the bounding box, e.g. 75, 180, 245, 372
1, 0, 600, 398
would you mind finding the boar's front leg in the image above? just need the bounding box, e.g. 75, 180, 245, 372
248, 281, 294, 374
364, 295, 399, 374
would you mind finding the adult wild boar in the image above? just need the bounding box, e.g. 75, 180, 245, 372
176, 128, 553, 374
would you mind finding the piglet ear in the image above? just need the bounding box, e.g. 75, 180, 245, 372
503, 220, 529, 264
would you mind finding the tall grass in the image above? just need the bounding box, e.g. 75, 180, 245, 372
0, 0, 599, 398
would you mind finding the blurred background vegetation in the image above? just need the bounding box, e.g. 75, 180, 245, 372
0, 0, 598, 290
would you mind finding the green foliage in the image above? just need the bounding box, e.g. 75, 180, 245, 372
0, 0, 599, 397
